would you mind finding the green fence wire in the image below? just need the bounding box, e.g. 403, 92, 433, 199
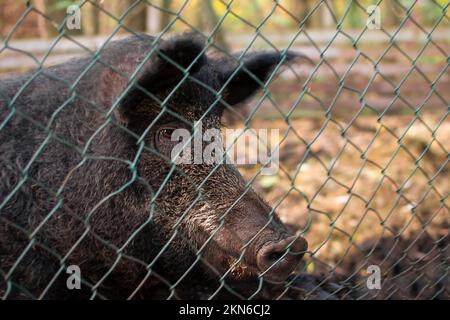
0, 0, 449, 300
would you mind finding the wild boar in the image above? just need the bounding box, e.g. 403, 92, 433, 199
0, 33, 307, 299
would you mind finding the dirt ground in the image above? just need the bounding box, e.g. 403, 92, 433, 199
229, 112, 449, 299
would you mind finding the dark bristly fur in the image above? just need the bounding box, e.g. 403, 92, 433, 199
0, 33, 306, 299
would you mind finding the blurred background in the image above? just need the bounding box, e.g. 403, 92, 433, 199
0, 0, 449, 299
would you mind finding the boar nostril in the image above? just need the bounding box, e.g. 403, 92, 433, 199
256, 235, 308, 282
267, 251, 285, 264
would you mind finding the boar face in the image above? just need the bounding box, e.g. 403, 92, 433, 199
117, 34, 308, 283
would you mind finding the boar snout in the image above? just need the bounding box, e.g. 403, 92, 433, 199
256, 235, 308, 282
206, 169, 309, 282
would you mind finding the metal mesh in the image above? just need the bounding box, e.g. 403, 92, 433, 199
0, 0, 448, 300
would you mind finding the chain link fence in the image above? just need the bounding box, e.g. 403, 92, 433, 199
0, 0, 449, 300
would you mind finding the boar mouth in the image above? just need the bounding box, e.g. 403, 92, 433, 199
255, 235, 308, 282
222, 235, 308, 283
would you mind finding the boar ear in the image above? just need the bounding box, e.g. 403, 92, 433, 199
115, 34, 206, 123
137, 34, 206, 93
217, 51, 298, 106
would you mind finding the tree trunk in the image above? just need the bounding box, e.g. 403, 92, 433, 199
33, 0, 50, 38
99, 0, 127, 34
307, 0, 322, 28
81, 0, 99, 35
124, 1, 147, 32
194, 0, 205, 31
290, 0, 308, 26
383, 0, 401, 28
160, 0, 172, 30
146, 3, 160, 35
321, 0, 335, 29
202, 0, 229, 51
146, 0, 172, 34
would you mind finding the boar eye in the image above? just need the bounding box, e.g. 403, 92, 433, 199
158, 128, 175, 142
156, 127, 176, 143
154, 124, 186, 158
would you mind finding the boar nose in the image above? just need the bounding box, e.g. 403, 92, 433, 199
256, 235, 308, 282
